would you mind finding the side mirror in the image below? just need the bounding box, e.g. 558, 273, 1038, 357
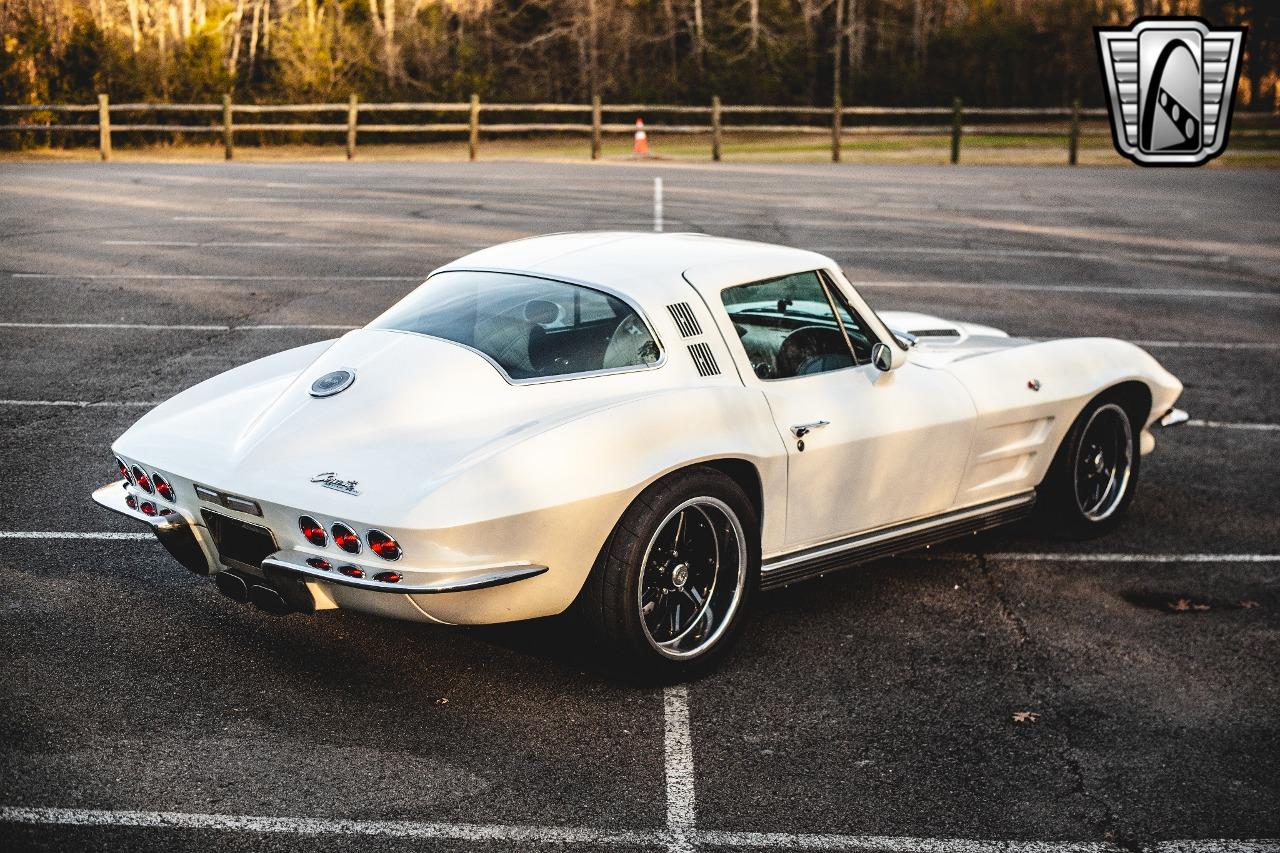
871, 342, 906, 373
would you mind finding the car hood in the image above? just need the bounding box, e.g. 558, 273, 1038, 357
877, 310, 1034, 367
113, 329, 651, 523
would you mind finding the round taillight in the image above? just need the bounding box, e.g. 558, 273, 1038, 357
125, 494, 138, 510
116, 457, 131, 483
140, 501, 157, 516
306, 557, 332, 571
299, 516, 327, 547
374, 571, 402, 584
331, 523, 360, 554
339, 565, 364, 578
132, 466, 153, 493
153, 474, 175, 502
367, 530, 402, 561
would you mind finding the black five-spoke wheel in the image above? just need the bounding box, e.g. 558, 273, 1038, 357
580, 466, 759, 677
1073, 403, 1133, 522
638, 497, 747, 660
1039, 394, 1141, 539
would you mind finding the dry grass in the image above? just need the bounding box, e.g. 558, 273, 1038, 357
3, 131, 1278, 167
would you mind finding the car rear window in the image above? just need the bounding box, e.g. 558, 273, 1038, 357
368, 270, 661, 381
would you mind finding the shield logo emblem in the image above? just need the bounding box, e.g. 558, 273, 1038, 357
1095, 18, 1246, 166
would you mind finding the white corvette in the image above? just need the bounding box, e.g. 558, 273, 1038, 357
95, 233, 1187, 674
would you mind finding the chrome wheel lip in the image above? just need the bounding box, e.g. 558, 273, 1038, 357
1073, 403, 1133, 522
637, 496, 747, 661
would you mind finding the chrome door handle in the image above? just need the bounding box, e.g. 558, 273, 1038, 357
790, 420, 830, 438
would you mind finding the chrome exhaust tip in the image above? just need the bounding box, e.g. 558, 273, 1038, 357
214, 571, 249, 603
248, 583, 292, 616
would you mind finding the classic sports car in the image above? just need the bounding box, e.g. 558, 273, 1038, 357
95, 233, 1187, 674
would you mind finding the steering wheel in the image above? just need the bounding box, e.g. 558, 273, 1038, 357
775, 326, 853, 378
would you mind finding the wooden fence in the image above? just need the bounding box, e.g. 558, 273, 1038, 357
1, 94, 1274, 164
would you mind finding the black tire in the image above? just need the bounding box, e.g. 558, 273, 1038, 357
1037, 394, 1142, 539
578, 466, 760, 679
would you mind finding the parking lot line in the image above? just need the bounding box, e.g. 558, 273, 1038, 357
1, 807, 1271, 852
664, 685, 696, 852
0, 807, 654, 846
0, 531, 150, 540
11, 273, 420, 282
985, 553, 1280, 563
851, 281, 1280, 301
0, 400, 158, 408
0, 323, 356, 331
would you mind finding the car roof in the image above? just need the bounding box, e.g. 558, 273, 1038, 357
433, 232, 837, 306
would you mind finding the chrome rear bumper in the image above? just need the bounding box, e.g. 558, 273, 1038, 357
262, 548, 548, 595
92, 480, 215, 574
1158, 407, 1190, 428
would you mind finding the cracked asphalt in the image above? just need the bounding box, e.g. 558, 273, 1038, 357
0, 160, 1278, 851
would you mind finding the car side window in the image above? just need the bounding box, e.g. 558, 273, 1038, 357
720, 271, 873, 380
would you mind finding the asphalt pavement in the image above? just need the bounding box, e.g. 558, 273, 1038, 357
0, 159, 1277, 852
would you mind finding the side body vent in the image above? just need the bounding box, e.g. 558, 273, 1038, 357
687, 342, 720, 377
667, 302, 703, 338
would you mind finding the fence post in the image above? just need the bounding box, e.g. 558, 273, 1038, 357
222, 94, 234, 160
1068, 98, 1080, 166
97, 94, 111, 161
711, 96, 722, 162
950, 97, 962, 164
591, 95, 602, 160
468, 94, 480, 161
347, 94, 359, 160
832, 92, 843, 163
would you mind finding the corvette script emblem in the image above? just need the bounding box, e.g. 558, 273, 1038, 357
311, 472, 361, 496
1095, 18, 1246, 166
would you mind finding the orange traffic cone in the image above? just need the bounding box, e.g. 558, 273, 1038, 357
632, 117, 650, 158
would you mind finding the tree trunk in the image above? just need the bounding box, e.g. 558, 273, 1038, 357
127, 0, 141, 53
749, 0, 759, 51
693, 0, 704, 55
228, 0, 245, 74
383, 0, 398, 82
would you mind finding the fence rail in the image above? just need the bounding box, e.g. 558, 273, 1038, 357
2, 94, 1275, 164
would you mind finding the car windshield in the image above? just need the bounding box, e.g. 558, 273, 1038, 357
368, 270, 661, 381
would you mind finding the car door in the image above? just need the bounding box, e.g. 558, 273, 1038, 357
716, 270, 977, 551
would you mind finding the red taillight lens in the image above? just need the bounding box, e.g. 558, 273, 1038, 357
299, 516, 327, 546
153, 474, 175, 502
116, 457, 131, 482
332, 523, 360, 554
367, 530, 402, 561
374, 571, 402, 583
125, 494, 138, 510
339, 565, 364, 578
132, 466, 153, 493
306, 557, 332, 571
140, 501, 157, 516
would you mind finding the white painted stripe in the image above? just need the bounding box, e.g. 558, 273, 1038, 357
0, 807, 1272, 853
1133, 341, 1280, 350
0, 399, 157, 408
654, 177, 664, 233
1187, 419, 1280, 431
0, 807, 651, 846
0, 322, 355, 332
0, 531, 150, 540
663, 684, 696, 833
851, 280, 1280, 301
826, 246, 1233, 263
696, 830, 1118, 852
104, 240, 442, 249
173, 217, 391, 223
12, 273, 419, 282
986, 553, 1280, 563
